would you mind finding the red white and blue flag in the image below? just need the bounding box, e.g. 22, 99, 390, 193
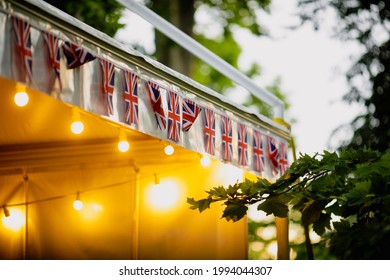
279, 141, 289, 175
99, 58, 116, 116
147, 81, 166, 130
203, 108, 216, 155
42, 31, 62, 91
220, 115, 233, 162
123, 69, 138, 125
167, 90, 181, 142
11, 16, 33, 84
182, 99, 201, 132
237, 123, 248, 166
253, 130, 265, 172
267, 136, 280, 175
62, 41, 96, 69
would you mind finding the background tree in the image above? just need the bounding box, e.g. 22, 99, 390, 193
45, 0, 125, 37
46, 0, 288, 116
189, 148, 390, 259
298, 0, 390, 152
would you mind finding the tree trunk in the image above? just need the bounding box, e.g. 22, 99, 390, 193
152, 0, 195, 77
304, 224, 314, 260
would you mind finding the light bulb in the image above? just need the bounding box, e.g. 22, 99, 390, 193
117, 128, 130, 152
71, 121, 84, 134
73, 199, 83, 211
118, 140, 130, 152
73, 192, 83, 211
200, 155, 211, 167
14, 91, 29, 107
2, 206, 10, 217
1, 208, 25, 231
164, 145, 174, 155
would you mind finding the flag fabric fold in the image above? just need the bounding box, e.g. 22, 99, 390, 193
267, 136, 280, 175
279, 141, 288, 175
42, 31, 62, 90
237, 123, 248, 166
182, 99, 201, 132
203, 108, 216, 155
62, 41, 96, 69
167, 90, 181, 142
253, 129, 265, 172
220, 115, 233, 162
11, 16, 33, 84
146, 81, 166, 130
99, 58, 116, 116
123, 69, 138, 126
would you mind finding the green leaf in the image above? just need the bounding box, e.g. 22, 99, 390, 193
207, 186, 227, 198
187, 197, 212, 213
222, 203, 248, 222
341, 181, 371, 205
301, 200, 322, 226
257, 194, 292, 217
332, 220, 351, 232
313, 213, 331, 235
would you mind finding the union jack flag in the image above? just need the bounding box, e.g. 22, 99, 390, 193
99, 58, 116, 116
253, 130, 265, 172
267, 136, 280, 175
62, 41, 96, 69
147, 81, 166, 130
203, 108, 216, 155
42, 32, 62, 91
220, 115, 233, 162
11, 16, 33, 84
167, 91, 181, 142
279, 141, 289, 175
237, 123, 248, 166
123, 69, 138, 125
182, 99, 201, 131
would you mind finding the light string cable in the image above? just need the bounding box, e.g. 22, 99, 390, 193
1, 162, 197, 209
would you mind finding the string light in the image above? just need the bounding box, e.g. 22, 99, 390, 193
117, 128, 130, 152
1, 208, 25, 231
200, 154, 211, 167
2, 205, 10, 217
14, 83, 29, 107
147, 174, 180, 211
73, 192, 83, 211
154, 173, 160, 186
164, 144, 174, 156
71, 108, 84, 134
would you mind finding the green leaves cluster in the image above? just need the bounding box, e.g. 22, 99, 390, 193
188, 148, 390, 259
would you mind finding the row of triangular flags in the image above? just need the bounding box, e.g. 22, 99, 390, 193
10, 15, 289, 176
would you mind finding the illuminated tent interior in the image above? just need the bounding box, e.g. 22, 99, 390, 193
0, 0, 290, 259
0, 76, 249, 259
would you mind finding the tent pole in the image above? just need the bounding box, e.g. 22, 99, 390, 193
132, 167, 140, 260
275, 217, 289, 259
273, 118, 291, 260
23, 171, 29, 260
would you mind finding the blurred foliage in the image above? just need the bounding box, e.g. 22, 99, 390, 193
147, 0, 287, 117
45, 0, 125, 37
298, 0, 390, 152
189, 148, 390, 259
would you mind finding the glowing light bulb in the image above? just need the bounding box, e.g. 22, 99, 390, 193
1, 208, 25, 231
147, 180, 180, 211
118, 140, 130, 152
14, 91, 29, 107
73, 199, 83, 211
117, 128, 130, 152
71, 121, 84, 134
164, 145, 174, 155
200, 155, 211, 167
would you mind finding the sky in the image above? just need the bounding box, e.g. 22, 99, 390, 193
116, 0, 365, 157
